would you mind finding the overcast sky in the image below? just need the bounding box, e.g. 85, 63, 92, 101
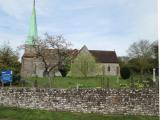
0, 0, 158, 56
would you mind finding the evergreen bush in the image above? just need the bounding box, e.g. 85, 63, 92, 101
120, 66, 131, 79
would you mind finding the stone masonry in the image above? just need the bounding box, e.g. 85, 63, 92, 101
0, 88, 159, 116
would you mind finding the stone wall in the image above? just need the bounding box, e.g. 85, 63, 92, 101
98, 63, 120, 76
0, 88, 158, 116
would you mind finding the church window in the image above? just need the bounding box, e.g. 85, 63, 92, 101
116, 66, 119, 75
108, 66, 110, 72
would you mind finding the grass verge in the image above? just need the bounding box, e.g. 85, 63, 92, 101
0, 106, 159, 120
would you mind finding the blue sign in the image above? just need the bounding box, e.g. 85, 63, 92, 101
1, 70, 12, 83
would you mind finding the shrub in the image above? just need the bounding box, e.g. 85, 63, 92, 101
145, 77, 154, 87
120, 66, 131, 79
120, 83, 128, 88
13, 74, 21, 83
135, 83, 144, 88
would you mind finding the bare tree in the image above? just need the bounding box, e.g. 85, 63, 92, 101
33, 33, 71, 77
127, 40, 154, 81
128, 40, 153, 58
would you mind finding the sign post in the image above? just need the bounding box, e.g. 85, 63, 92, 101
1, 70, 13, 86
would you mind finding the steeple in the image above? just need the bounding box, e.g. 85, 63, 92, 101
25, 0, 38, 45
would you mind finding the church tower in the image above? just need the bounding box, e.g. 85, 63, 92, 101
21, 0, 38, 77
26, 0, 38, 45
25, 0, 38, 54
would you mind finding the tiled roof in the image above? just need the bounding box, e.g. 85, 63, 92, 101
23, 48, 118, 63
89, 50, 118, 63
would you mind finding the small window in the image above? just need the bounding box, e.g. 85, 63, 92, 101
108, 66, 110, 72
116, 66, 119, 75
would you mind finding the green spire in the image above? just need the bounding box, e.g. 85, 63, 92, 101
25, 0, 38, 45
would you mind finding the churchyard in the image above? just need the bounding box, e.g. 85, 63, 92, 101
22, 75, 156, 89
0, 0, 158, 120
25, 76, 129, 88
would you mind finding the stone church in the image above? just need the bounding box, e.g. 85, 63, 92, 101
21, 0, 120, 77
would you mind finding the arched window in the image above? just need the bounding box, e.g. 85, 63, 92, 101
108, 66, 110, 72
116, 66, 119, 75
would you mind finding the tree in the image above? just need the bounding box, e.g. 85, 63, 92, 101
120, 66, 131, 79
0, 44, 21, 83
128, 58, 140, 73
33, 33, 71, 77
59, 57, 71, 77
71, 54, 97, 77
127, 40, 154, 81
152, 41, 158, 68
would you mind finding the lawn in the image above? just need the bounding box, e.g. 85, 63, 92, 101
0, 106, 158, 120
21, 74, 156, 88
23, 76, 130, 88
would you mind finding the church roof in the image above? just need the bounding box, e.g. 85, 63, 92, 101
77, 45, 118, 63
89, 50, 118, 63
22, 48, 118, 63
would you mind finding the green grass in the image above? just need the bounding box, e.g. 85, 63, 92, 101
0, 106, 158, 120
22, 74, 157, 89
24, 76, 129, 88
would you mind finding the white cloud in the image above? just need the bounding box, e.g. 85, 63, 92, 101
66, 32, 133, 56
0, 0, 157, 57
60, 0, 109, 10
0, 31, 25, 59
0, 32, 25, 48
0, 0, 30, 20
0, 0, 52, 20
131, 13, 158, 41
